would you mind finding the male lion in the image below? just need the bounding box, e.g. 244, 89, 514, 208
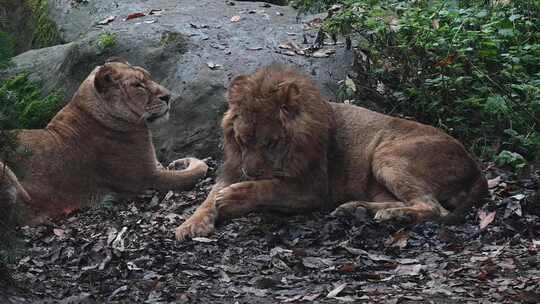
175, 64, 487, 240
1, 58, 208, 223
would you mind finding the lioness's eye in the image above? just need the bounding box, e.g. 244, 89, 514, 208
134, 82, 145, 89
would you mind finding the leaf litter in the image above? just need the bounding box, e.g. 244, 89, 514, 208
1, 160, 539, 303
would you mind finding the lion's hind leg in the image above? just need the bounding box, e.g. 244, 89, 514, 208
331, 201, 405, 218
369, 165, 450, 222
372, 196, 450, 222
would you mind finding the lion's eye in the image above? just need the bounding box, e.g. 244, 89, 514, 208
134, 82, 146, 89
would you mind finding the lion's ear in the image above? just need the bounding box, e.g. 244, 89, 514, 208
94, 65, 119, 94
279, 82, 300, 122
227, 75, 252, 104
105, 57, 130, 65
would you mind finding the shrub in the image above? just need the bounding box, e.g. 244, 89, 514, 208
301, 0, 540, 161
0, 73, 64, 129
0, 32, 15, 69
25, 0, 63, 48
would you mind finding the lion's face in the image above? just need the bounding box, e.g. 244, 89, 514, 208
222, 65, 333, 181
93, 60, 172, 126
226, 108, 289, 179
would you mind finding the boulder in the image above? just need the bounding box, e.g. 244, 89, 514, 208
1, 0, 352, 161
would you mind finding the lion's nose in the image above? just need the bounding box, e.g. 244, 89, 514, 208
159, 94, 171, 105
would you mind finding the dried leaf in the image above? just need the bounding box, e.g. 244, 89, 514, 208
111, 226, 128, 251
53, 228, 65, 237
338, 262, 356, 273
124, 12, 146, 21
312, 48, 336, 58
432, 19, 440, 29
385, 229, 409, 249
206, 62, 222, 70
478, 210, 496, 230
487, 176, 501, 188
302, 257, 333, 269
434, 54, 456, 68
304, 294, 320, 301
395, 264, 424, 276
127, 261, 142, 271
97, 16, 116, 25
327, 283, 347, 298
278, 43, 292, 50
192, 237, 217, 243
504, 199, 522, 218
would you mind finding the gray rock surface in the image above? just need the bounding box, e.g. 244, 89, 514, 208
1, 0, 352, 161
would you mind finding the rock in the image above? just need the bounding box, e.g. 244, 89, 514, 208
1, 0, 352, 160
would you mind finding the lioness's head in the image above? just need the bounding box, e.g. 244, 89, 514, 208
222, 65, 333, 181
90, 58, 172, 126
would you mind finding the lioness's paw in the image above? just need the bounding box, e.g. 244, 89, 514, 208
175, 213, 216, 241
215, 182, 256, 218
168, 157, 208, 175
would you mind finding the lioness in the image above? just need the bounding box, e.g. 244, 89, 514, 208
175, 64, 487, 240
0, 162, 30, 208
1, 58, 208, 222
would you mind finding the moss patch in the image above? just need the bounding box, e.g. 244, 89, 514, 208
160, 31, 188, 53
97, 33, 116, 51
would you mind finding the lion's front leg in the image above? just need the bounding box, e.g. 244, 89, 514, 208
175, 181, 228, 240
214, 181, 262, 218
151, 157, 208, 191
215, 180, 322, 219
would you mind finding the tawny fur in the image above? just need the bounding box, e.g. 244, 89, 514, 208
0, 59, 208, 223
175, 65, 488, 240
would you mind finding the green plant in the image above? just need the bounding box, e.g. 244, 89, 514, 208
494, 150, 527, 171
307, 0, 540, 164
25, 0, 62, 48
97, 33, 116, 51
0, 32, 15, 69
0, 73, 64, 129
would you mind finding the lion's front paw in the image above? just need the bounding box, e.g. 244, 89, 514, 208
175, 212, 216, 241
168, 157, 208, 176
215, 182, 257, 218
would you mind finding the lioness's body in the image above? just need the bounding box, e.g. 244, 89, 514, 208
175, 65, 487, 240
2, 59, 208, 222
17, 105, 163, 215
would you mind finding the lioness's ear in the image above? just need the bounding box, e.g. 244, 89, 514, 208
279, 82, 300, 121
227, 75, 252, 104
94, 65, 118, 93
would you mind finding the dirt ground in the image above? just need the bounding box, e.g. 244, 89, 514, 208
1, 160, 539, 303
